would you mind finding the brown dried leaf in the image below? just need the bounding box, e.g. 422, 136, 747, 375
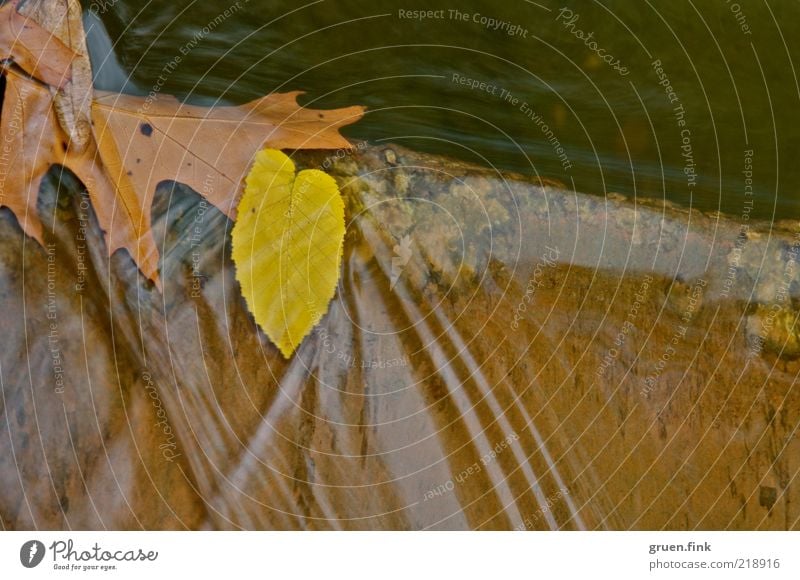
0, 0, 74, 88
0, 75, 364, 288
18, 0, 93, 151
0, 68, 157, 279
91, 90, 364, 220
0, 0, 364, 288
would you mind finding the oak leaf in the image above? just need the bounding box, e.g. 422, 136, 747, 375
0, 1, 364, 288
89, 88, 362, 286
0, 67, 149, 273
232, 149, 345, 358
0, 0, 75, 88
18, 0, 93, 152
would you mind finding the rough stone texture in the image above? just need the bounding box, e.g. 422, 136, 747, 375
0, 145, 798, 530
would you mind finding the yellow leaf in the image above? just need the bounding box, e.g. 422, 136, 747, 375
232, 149, 345, 358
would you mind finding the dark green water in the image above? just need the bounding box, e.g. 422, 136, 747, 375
88, 0, 800, 220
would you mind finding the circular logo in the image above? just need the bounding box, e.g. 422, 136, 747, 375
19, 540, 45, 568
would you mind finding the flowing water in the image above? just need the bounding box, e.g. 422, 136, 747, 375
2, 1, 798, 532
86, 0, 800, 220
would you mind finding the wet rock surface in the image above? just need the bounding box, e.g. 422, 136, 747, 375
1, 145, 798, 530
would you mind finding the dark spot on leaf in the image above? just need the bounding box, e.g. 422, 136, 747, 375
126, 171, 132, 176
140, 123, 153, 137
318, 113, 324, 119
136, 158, 141, 164
61, 141, 67, 151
